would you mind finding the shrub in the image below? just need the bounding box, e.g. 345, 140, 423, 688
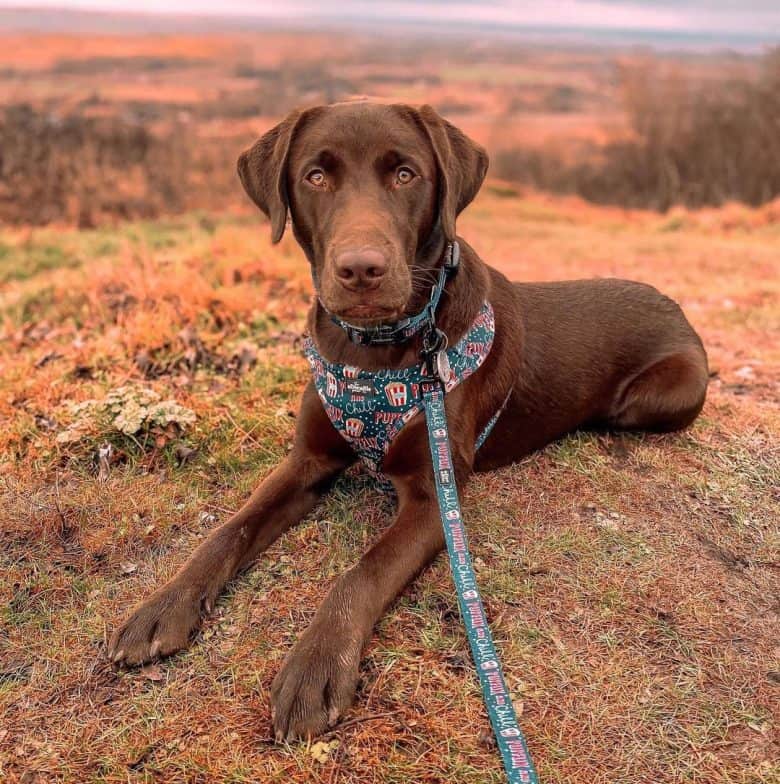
494, 48, 780, 210
0, 105, 241, 226
56, 386, 196, 458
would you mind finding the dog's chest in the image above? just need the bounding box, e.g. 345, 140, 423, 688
304, 302, 496, 485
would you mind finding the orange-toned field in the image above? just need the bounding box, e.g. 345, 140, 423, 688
0, 23, 778, 784
0, 29, 635, 153
1, 185, 778, 783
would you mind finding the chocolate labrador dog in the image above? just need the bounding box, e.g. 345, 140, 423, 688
109, 101, 708, 741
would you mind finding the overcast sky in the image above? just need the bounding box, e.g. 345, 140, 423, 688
1, 0, 778, 36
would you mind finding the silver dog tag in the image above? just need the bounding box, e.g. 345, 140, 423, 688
436, 350, 453, 383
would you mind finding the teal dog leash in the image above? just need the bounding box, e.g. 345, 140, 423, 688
422, 381, 539, 784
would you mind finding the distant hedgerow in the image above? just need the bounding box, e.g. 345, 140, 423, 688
494, 47, 780, 210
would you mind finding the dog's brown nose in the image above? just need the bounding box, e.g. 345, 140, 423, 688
335, 248, 388, 290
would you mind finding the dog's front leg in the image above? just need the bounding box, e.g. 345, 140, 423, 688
271, 475, 451, 741
109, 385, 354, 666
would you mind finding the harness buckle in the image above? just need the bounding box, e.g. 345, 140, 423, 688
421, 326, 448, 379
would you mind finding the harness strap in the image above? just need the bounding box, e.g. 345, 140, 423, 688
422, 380, 539, 784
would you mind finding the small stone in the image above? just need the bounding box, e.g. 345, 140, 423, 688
140, 664, 164, 682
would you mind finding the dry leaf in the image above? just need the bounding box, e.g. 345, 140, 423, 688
119, 561, 137, 575
510, 697, 525, 717
174, 444, 197, 465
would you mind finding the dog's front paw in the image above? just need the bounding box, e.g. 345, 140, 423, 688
108, 583, 208, 666
271, 625, 362, 742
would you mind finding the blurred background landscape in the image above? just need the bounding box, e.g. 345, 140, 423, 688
2, 5, 780, 225
1, 6, 778, 784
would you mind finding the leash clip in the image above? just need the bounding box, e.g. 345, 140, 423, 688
421, 326, 449, 381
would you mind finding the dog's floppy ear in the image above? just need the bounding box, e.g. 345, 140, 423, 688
416, 104, 489, 242
237, 110, 303, 243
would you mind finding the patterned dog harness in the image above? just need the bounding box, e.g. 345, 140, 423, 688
304, 302, 503, 488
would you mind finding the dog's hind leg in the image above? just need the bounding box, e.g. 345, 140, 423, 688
607, 346, 709, 433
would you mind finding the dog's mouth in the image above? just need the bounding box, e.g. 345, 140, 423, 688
333, 304, 401, 324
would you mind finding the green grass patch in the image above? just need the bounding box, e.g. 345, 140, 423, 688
0, 240, 81, 283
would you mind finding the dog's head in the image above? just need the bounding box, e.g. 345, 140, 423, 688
237, 102, 487, 324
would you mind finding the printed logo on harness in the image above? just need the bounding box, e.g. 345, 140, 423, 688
433, 427, 446, 439
462, 589, 478, 600
374, 410, 403, 424
343, 365, 360, 379
481, 659, 499, 671
324, 402, 343, 422
446, 509, 460, 520
384, 381, 408, 407
345, 418, 364, 438
500, 728, 521, 738
345, 379, 376, 396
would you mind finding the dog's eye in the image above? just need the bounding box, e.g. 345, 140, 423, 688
306, 170, 326, 187
395, 166, 415, 185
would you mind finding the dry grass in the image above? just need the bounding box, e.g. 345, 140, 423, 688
1, 189, 778, 783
